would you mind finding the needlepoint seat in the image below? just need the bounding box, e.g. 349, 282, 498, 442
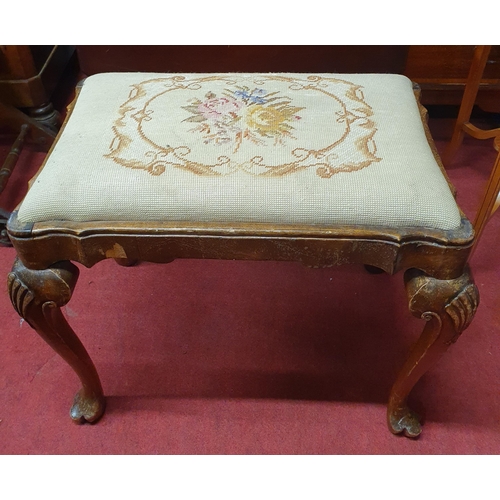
6, 72, 479, 438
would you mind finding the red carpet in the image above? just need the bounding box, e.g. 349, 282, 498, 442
0, 109, 499, 454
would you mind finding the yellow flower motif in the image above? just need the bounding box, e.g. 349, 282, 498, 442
183, 86, 303, 149
245, 105, 297, 136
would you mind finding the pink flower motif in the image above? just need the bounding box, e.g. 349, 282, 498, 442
198, 97, 242, 121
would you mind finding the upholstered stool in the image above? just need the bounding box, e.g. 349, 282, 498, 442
7, 73, 479, 438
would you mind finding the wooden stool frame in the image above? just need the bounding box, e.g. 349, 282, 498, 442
6, 85, 480, 438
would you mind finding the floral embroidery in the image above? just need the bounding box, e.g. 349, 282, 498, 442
106, 74, 381, 178
182, 87, 304, 152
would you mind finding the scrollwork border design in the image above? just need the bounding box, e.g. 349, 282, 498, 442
105, 74, 381, 178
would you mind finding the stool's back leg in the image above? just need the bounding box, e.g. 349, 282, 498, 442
387, 267, 479, 437
114, 258, 138, 267
7, 258, 105, 424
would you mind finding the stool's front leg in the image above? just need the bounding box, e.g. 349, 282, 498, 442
387, 266, 479, 438
8, 258, 105, 424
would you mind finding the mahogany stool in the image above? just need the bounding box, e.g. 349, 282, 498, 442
6, 73, 479, 437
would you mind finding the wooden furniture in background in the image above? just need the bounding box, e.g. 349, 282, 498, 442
443, 46, 500, 254
0, 101, 55, 245
0, 46, 73, 244
405, 45, 500, 112
473, 140, 500, 250
75, 45, 500, 111
76, 45, 410, 75
0, 45, 74, 131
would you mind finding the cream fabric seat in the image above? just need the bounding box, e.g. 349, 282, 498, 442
16, 72, 462, 231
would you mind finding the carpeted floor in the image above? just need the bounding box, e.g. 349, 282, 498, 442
0, 97, 499, 454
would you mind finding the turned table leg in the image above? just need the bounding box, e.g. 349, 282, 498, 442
27, 102, 61, 133
7, 258, 105, 424
387, 266, 479, 437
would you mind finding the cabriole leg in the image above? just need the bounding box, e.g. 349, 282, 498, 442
387, 266, 479, 438
8, 258, 105, 424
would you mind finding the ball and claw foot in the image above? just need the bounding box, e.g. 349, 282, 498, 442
388, 406, 422, 438
70, 389, 106, 424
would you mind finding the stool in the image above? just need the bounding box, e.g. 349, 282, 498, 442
6, 72, 479, 438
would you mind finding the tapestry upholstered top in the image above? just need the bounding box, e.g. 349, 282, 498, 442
15, 73, 462, 231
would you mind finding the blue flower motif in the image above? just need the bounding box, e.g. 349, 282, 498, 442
233, 88, 268, 104
249, 88, 267, 104
234, 89, 251, 100
249, 95, 266, 104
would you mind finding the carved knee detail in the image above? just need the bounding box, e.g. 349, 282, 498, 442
8, 259, 79, 322
405, 266, 479, 343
